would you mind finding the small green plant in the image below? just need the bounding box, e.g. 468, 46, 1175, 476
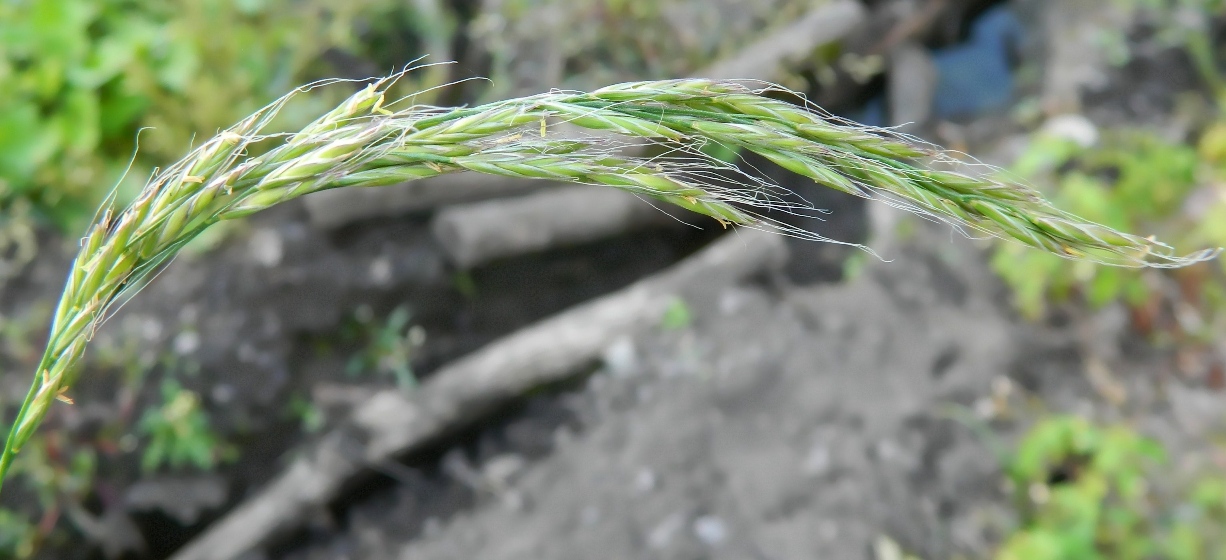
0, 304, 52, 366
0, 319, 216, 556
0, 74, 1215, 493
991, 118, 1226, 356
1000, 416, 1166, 559
991, 129, 1221, 322
286, 394, 325, 434
0, 507, 38, 559
660, 298, 693, 330
1167, 476, 1226, 559
137, 379, 231, 472
0, 424, 98, 558
345, 305, 424, 391
997, 416, 1226, 560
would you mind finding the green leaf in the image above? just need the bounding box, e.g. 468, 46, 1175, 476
1086, 268, 1122, 308
0, 101, 49, 187
56, 87, 101, 154
660, 297, 692, 330
156, 40, 200, 93
997, 529, 1066, 560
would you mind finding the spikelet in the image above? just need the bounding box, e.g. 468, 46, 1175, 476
0, 74, 1216, 491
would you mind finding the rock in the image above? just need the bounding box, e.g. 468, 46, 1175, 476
602, 337, 639, 378
692, 515, 727, 546
647, 512, 687, 550
633, 468, 657, 494
1041, 113, 1100, 147
124, 475, 228, 526
247, 228, 283, 268
63, 500, 148, 560
483, 454, 528, 491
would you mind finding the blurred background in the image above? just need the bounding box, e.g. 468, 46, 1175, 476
2, 0, 1226, 558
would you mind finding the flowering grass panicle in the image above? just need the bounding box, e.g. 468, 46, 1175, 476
0, 72, 1217, 491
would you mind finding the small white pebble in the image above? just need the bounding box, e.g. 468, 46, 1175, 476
803, 445, 832, 477
634, 468, 657, 494
1042, 114, 1099, 148
140, 316, 163, 341
693, 515, 727, 546
580, 505, 601, 526
369, 257, 393, 286
648, 512, 685, 549
211, 383, 236, 405
482, 454, 526, 489
602, 337, 638, 378
718, 288, 750, 316
973, 397, 996, 419
407, 326, 426, 346
248, 228, 283, 267
174, 331, 201, 355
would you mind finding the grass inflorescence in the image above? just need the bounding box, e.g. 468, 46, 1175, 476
0, 72, 1217, 491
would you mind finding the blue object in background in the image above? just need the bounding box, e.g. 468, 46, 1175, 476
842, 5, 1025, 126
855, 96, 888, 128
931, 5, 1025, 119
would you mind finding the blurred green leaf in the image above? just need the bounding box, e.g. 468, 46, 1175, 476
661, 298, 693, 330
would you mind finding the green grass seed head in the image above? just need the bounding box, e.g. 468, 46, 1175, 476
0, 76, 1216, 492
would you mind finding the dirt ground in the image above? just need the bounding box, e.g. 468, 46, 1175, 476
279, 224, 1023, 560
3, 1, 1224, 559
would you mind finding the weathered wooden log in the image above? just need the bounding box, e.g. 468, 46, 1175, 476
302, 173, 542, 230
698, 0, 866, 81
431, 186, 685, 268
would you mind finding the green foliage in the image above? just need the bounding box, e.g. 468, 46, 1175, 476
660, 297, 693, 330
991, 129, 1226, 326
344, 305, 425, 391
0, 424, 96, 558
0, 315, 223, 556
4, 436, 95, 529
286, 394, 325, 434
0, 507, 37, 559
0, 304, 52, 365
138, 379, 231, 472
997, 416, 1226, 560
996, 1, 1226, 328
1168, 477, 1226, 559
0, 0, 420, 229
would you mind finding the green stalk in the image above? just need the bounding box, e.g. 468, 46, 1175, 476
0, 76, 1217, 492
